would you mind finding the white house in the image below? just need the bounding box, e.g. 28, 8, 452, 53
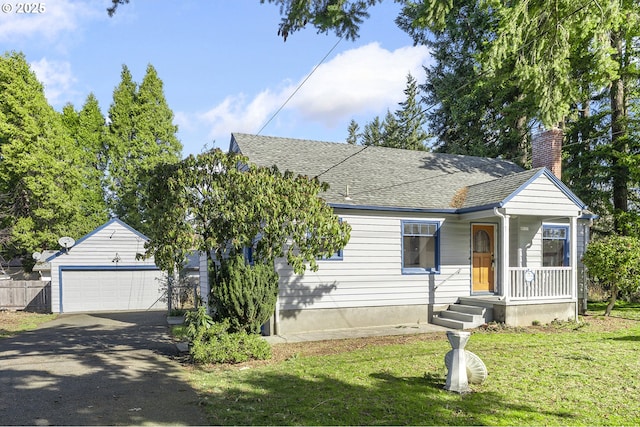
44, 218, 165, 313
201, 132, 593, 334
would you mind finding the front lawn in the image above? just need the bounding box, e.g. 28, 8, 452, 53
0, 311, 57, 338
188, 305, 640, 425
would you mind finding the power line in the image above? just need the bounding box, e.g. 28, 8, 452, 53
257, 37, 344, 136
288, 1, 600, 185
315, 0, 599, 176
315, 145, 369, 179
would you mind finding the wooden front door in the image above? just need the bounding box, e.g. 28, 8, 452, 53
472, 224, 495, 293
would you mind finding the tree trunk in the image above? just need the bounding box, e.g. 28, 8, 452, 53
167, 272, 173, 314
205, 249, 217, 315
515, 114, 528, 166
604, 284, 618, 316
609, 30, 629, 234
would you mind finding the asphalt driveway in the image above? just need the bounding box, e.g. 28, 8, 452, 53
0, 311, 208, 426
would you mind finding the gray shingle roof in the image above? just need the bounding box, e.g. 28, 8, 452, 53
460, 168, 544, 209
231, 133, 528, 211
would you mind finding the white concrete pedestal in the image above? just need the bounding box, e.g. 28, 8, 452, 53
444, 331, 471, 393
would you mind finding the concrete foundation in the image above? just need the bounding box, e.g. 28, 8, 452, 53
492, 301, 576, 326
268, 304, 429, 335
262, 300, 577, 336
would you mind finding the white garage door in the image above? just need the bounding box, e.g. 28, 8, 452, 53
61, 269, 165, 313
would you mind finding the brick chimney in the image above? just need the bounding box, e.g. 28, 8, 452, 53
532, 127, 563, 179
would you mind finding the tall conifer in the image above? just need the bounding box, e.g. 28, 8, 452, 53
106, 64, 182, 234
0, 52, 94, 257
62, 94, 109, 227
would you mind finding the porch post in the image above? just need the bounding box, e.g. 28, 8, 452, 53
494, 208, 510, 301
570, 216, 578, 319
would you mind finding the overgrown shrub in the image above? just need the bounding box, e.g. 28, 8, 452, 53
183, 305, 271, 364
184, 306, 215, 341
582, 234, 640, 315
190, 329, 271, 364
212, 255, 279, 334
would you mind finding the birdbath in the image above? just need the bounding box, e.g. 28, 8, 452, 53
444, 330, 471, 393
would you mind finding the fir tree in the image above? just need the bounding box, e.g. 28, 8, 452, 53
346, 119, 359, 145
350, 73, 429, 151
62, 94, 109, 227
0, 52, 97, 258
106, 64, 182, 234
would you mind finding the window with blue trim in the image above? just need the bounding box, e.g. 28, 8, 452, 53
402, 221, 440, 273
318, 218, 344, 261
320, 247, 343, 261
542, 225, 569, 267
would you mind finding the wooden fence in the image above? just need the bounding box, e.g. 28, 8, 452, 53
0, 280, 50, 312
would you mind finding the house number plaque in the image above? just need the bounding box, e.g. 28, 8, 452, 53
524, 269, 535, 283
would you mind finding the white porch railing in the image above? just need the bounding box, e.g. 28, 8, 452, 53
508, 267, 572, 300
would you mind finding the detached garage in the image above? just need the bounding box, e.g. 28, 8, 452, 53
46, 218, 165, 313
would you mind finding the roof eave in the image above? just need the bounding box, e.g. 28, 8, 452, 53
329, 203, 458, 214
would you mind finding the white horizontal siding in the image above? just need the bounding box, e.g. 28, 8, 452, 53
49, 221, 159, 313
51, 222, 152, 266
276, 211, 473, 311
513, 217, 543, 267
505, 175, 581, 216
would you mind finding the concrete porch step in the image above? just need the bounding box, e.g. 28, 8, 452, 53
449, 304, 485, 316
432, 301, 493, 330
439, 309, 479, 323
431, 316, 475, 330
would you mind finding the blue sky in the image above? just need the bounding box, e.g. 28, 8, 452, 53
0, 0, 432, 156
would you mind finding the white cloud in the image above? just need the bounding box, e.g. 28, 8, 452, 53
198, 89, 287, 143
174, 111, 193, 132
30, 58, 77, 106
288, 42, 432, 125
0, 0, 96, 43
197, 42, 432, 143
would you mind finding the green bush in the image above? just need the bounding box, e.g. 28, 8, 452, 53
190, 328, 271, 364
184, 306, 215, 341
212, 255, 279, 334
582, 234, 640, 315
184, 305, 271, 364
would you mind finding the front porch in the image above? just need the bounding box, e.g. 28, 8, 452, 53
432, 258, 580, 329
432, 170, 593, 329
432, 266, 577, 329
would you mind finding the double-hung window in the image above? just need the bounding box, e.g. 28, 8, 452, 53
402, 220, 440, 274
316, 218, 344, 261
542, 225, 569, 267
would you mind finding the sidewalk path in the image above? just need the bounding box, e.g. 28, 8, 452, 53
263, 322, 451, 344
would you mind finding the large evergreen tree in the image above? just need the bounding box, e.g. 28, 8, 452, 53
106, 64, 182, 234
397, 0, 533, 164
61, 94, 109, 228
0, 52, 97, 258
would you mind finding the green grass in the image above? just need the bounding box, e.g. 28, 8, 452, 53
188, 306, 640, 425
586, 300, 640, 320
0, 311, 57, 338
171, 324, 188, 340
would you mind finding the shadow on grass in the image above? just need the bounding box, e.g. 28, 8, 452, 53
199, 366, 575, 425
610, 335, 640, 342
